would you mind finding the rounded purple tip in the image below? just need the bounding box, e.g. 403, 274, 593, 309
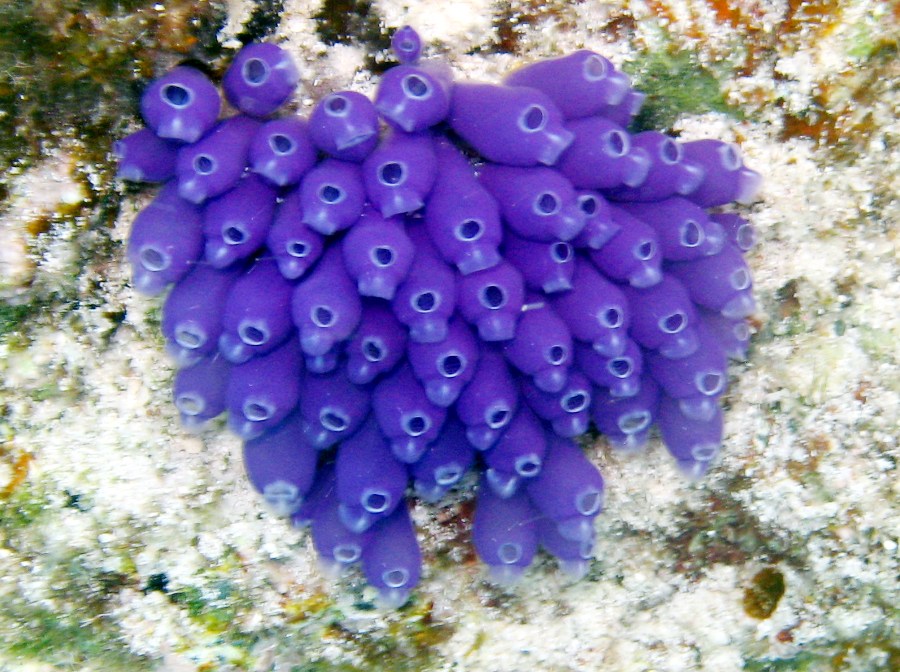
140, 66, 220, 143
391, 26, 422, 64
223, 42, 300, 117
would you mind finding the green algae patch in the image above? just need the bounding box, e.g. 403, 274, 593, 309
624, 50, 740, 132
2, 604, 153, 671
0, 480, 50, 541
668, 482, 790, 579
0, 485, 152, 670
238, 0, 285, 43
743, 567, 786, 619
0, 0, 226, 178
0, 300, 47, 341
314, 0, 391, 72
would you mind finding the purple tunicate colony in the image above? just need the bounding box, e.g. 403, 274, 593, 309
116, 30, 761, 607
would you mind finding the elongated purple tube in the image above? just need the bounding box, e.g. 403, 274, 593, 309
606, 132, 704, 202
622, 274, 700, 359
299, 367, 370, 449
591, 374, 660, 451
711, 212, 756, 252
483, 406, 547, 497
308, 467, 369, 573
341, 208, 414, 299
140, 66, 220, 143
589, 205, 662, 288
520, 370, 592, 438
525, 435, 604, 543
249, 117, 317, 187
424, 141, 503, 274
574, 337, 643, 399
161, 263, 240, 367
666, 243, 756, 318
242, 413, 318, 516
411, 418, 476, 502
681, 139, 762, 207
372, 365, 447, 463
362, 131, 437, 217
345, 300, 407, 385
657, 395, 723, 480
503, 300, 572, 393
537, 517, 595, 579
645, 323, 728, 406
308, 91, 380, 162
700, 308, 751, 360
556, 117, 650, 190
223, 42, 300, 117
503, 231, 575, 294
407, 317, 480, 407
573, 191, 619, 250
113, 128, 179, 183
449, 83, 573, 166
455, 349, 519, 449
291, 248, 362, 357
177, 116, 261, 204
361, 504, 422, 608
504, 50, 629, 119
391, 228, 457, 343
127, 182, 203, 295
172, 354, 230, 429
299, 158, 367, 235
457, 260, 525, 341
619, 198, 725, 262
335, 420, 408, 532
226, 338, 303, 440
375, 63, 451, 132
550, 258, 629, 356
595, 87, 645, 127
203, 174, 277, 268
391, 25, 422, 64
266, 188, 325, 280
479, 164, 584, 242
472, 480, 538, 584
219, 258, 295, 364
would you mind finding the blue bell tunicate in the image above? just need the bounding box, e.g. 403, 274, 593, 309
266, 188, 326, 280
503, 299, 573, 393
455, 349, 519, 450
161, 263, 241, 367
479, 164, 585, 242
202, 174, 278, 268
372, 365, 447, 464
472, 478, 539, 585
172, 354, 230, 429
140, 66, 220, 143
223, 42, 300, 117
407, 317, 480, 407
177, 116, 261, 204
119, 28, 762, 606
335, 420, 408, 532
300, 158, 367, 235
449, 83, 573, 166
126, 182, 203, 295
248, 117, 317, 187
242, 413, 318, 516
341, 208, 415, 299
291, 248, 362, 357
308, 91, 380, 162
226, 338, 303, 440
219, 258, 295, 364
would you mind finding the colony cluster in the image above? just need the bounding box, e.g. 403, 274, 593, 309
117, 27, 760, 607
